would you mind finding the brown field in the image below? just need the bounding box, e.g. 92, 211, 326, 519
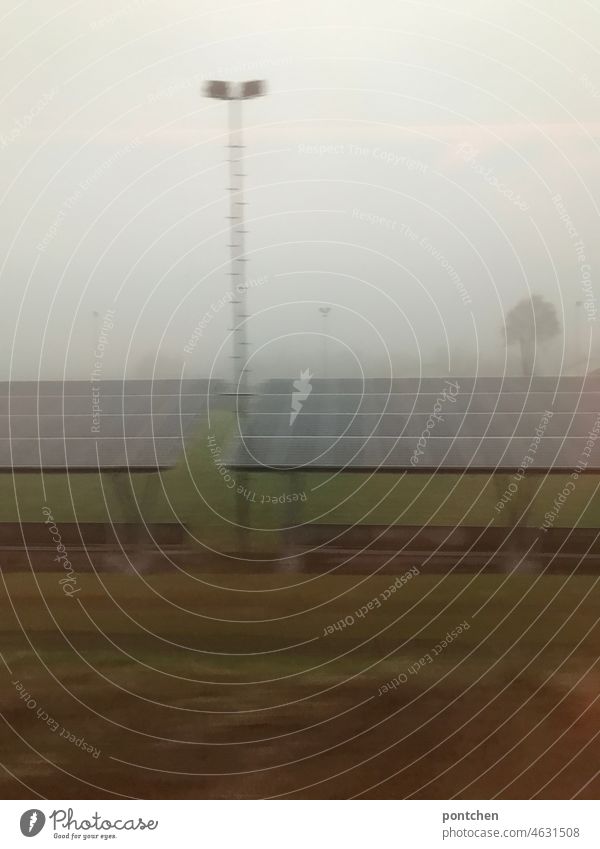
1, 567, 600, 799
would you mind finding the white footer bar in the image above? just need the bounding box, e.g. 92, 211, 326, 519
0, 800, 597, 848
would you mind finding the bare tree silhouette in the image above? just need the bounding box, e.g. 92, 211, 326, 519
503, 295, 560, 375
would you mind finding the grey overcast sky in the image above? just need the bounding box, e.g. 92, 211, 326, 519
1, 0, 599, 381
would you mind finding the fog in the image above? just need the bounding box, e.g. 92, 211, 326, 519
1, 0, 599, 383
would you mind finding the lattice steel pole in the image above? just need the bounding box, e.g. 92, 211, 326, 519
204, 80, 266, 552
227, 96, 249, 398
205, 80, 265, 398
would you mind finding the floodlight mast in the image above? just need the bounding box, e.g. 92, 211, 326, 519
204, 80, 266, 402
204, 80, 266, 552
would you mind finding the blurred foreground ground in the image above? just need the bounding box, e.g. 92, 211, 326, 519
1, 568, 599, 799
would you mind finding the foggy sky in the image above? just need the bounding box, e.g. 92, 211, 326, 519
1, 0, 599, 383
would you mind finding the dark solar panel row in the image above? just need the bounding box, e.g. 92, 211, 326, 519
229, 436, 597, 472
259, 376, 600, 394
253, 394, 600, 414
0, 379, 222, 471
0, 396, 222, 416
241, 412, 600, 439
0, 438, 188, 470
0, 414, 202, 438
3, 392, 596, 415
0, 379, 221, 396
224, 377, 600, 472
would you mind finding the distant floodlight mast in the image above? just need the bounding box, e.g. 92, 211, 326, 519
319, 306, 332, 377
204, 79, 267, 399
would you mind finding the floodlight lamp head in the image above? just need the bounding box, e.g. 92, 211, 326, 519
205, 80, 232, 99
204, 79, 267, 100
241, 80, 266, 98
